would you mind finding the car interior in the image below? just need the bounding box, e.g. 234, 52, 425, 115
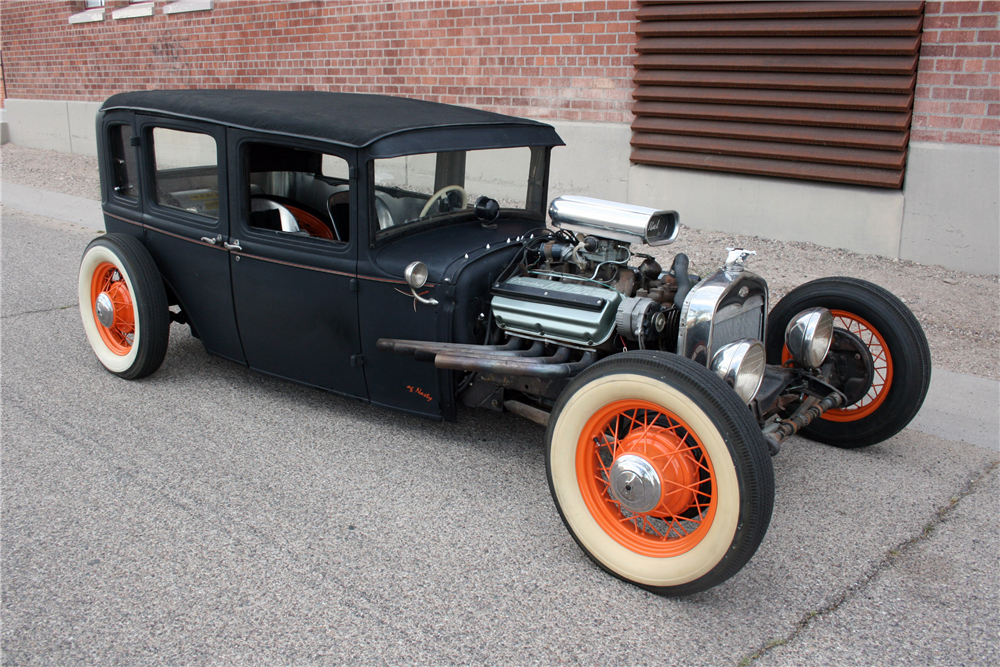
245, 143, 351, 243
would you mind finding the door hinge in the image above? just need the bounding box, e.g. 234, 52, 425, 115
351, 354, 364, 368
349, 278, 358, 292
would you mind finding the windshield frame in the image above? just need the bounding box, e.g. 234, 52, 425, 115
370, 146, 550, 245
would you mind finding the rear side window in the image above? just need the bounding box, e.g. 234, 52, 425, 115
151, 128, 219, 219
109, 125, 138, 201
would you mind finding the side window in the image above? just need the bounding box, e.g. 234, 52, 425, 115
245, 142, 350, 243
151, 128, 219, 219
109, 125, 138, 201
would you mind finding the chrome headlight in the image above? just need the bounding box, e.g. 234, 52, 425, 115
404, 261, 429, 289
711, 339, 766, 404
785, 307, 834, 369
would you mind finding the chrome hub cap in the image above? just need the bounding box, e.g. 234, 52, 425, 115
95, 292, 115, 328
609, 454, 661, 514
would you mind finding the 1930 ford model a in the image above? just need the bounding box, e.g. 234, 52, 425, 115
81, 90, 931, 595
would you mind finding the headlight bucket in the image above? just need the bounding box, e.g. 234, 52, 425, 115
711, 339, 766, 404
784, 307, 834, 369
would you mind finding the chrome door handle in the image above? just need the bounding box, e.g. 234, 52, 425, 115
223, 240, 242, 251
201, 235, 223, 245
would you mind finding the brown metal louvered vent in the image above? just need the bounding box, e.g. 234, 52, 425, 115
631, 1, 924, 188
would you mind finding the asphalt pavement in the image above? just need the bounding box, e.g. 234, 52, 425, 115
2, 183, 998, 666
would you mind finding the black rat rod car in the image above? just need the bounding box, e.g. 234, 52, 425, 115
81, 90, 931, 596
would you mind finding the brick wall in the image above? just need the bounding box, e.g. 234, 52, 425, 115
912, 0, 1000, 145
0, 0, 637, 123
2, 1, 997, 144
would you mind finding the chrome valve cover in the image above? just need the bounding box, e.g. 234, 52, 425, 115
490, 276, 623, 348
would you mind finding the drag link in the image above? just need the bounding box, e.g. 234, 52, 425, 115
763, 390, 846, 455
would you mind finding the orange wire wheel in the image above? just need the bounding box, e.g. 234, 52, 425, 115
576, 399, 717, 557
765, 277, 931, 449
546, 352, 774, 595
779, 309, 893, 422
79, 235, 170, 380
822, 310, 893, 422
90, 261, 136, 356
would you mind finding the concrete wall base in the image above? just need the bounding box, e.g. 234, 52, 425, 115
5, 99, 103, 156
901, 142, 999, 276
628, 164, 906, 259
5, 100, 997, 274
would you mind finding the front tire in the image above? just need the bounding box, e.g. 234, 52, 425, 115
78, 234, 169, 379
546, 351, 774, 596
765, 277, 931, 448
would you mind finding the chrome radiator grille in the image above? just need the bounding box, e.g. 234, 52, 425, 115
711, 295, 764, 352
679, 270, 769, 367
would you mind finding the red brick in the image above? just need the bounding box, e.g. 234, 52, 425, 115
921, 44, 956, 56
944, 130, 982, 143
954, 72, 992, 84
915, 100, 952, 113
970, 86, 1000, 100
964, 117, 1000, 131
955, 44, 994, 56
939, 29, 977, 42
917, 71, 954, 85
927, 114, 965, 128
911, 128, 947, 142
942, 2, 983, 14
936, 58, 966, 71
926, 15, 961, 28
949, 101, 989, 114
960, 14, 998, 28
932, 86, 970, 99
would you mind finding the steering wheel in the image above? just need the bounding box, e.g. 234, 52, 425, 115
419, 185, 468, 218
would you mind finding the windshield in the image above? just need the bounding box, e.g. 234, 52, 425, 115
372, 146, 547, 238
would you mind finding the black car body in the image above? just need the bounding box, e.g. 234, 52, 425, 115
82, 90, 931, 595
96, 90, 566, 419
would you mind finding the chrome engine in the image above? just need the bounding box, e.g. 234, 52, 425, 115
490, 197, 769, 369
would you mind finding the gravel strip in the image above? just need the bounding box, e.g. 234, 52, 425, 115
2, 144, 102, 201
3, 142, 997, 379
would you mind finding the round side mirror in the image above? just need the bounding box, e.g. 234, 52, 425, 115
404, 261, 429, 289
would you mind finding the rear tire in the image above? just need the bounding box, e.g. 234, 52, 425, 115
546, 351, 774, 596
766, 277, 931, 448
79, 234, 169, 379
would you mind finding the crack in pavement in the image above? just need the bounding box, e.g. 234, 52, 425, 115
739, 459, 1000, 666
1, 303, 78, 320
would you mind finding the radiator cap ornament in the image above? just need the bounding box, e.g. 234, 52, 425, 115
725, 248, 756, 273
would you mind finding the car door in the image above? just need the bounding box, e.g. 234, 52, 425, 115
225, 131, 366, 398
137, 115, 246, 364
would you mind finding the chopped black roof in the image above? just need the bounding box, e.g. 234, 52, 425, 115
101, 90, 564, 157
